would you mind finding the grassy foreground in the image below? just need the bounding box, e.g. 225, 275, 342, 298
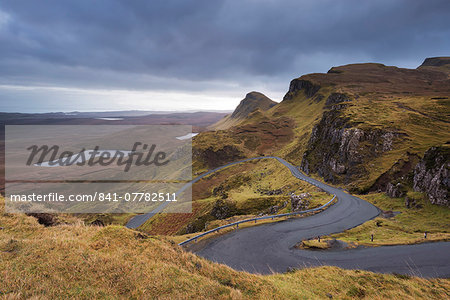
1, 197, 449, 299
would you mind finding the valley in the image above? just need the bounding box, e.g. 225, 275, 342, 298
1, 57, 449, 298
134, 57, 450, 249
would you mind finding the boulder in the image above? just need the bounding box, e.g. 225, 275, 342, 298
385, 182, 406, 198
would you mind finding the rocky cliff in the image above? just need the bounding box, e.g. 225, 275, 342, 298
300, 93, 405, 187
413, 146, 449, 206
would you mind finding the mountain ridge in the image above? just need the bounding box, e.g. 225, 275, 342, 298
194, 57, 450, 206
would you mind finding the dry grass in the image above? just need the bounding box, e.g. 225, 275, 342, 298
1, 196, 449, 299
298, 239, 331, 250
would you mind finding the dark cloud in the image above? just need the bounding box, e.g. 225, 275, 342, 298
0, 0, 449, 111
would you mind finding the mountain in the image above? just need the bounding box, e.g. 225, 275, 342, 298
194, 57, 450, 206
210, 91, 277, 130
417, 56, 450, 73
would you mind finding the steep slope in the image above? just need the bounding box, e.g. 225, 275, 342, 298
194, 57, 450, 205
210, 91, 277, 130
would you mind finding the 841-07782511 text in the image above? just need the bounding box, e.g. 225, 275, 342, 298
98, 192, 177, 202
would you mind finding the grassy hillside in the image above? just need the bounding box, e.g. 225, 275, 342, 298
1, 196, 449, 299
138, 159, 330, 236
194, 58, 450, 194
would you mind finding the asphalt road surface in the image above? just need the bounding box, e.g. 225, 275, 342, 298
126, 156, 450, 278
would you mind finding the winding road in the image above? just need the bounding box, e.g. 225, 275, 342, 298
126, 156, 450, 278
126, 157, 286, 228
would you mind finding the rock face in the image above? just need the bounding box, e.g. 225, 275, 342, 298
417, 57, 450, 75
301, 108, 405, 185
413, 147, 450, 206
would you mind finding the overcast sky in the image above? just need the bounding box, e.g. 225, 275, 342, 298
0, 0, 449, 113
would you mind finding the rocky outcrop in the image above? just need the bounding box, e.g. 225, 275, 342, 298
385, 182, 406, 198
404, 196, 423, 209
26, 213, 57, 226
210, 199, 237, 219
267, 201, 288, 214
301, 109, 405, 185
283, 79, 321, 100
413, 147, 449, 206
325, 93, 351, 106
90, 219, 105, 226
290, 192, 310, 211
257, 188, 283, 195
369, 153, 419, 193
